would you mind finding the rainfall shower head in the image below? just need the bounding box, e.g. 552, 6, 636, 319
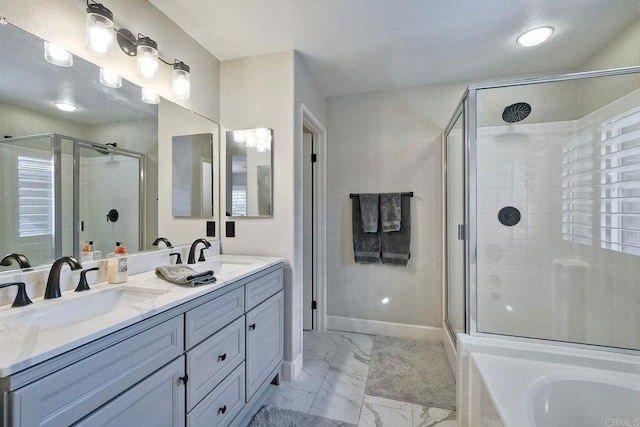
502, 102, 531, 123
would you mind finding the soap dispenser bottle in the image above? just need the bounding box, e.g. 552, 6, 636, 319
107, 242, 128, 284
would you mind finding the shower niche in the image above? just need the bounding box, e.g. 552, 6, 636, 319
444, 67, 640, 352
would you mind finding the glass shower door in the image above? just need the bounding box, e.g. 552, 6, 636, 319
445, 105, 466, 342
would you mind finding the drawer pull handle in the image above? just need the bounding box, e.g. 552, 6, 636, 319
179, 374, 189, 385
218, 353, 227, 362
249, 323, 256, 331
218, 405, 227, 415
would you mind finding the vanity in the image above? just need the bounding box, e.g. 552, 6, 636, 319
0, 255, 284, 427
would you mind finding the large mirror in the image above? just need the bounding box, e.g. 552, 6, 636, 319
225, 128, 273, 217
0, 21, 219, 273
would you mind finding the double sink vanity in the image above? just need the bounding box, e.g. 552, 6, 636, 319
0, 251, 284, 427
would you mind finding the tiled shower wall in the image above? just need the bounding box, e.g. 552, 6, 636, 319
476, 90, 640, 351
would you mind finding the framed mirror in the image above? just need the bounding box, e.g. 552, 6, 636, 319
225, 128, 273, 217
0, 21, 219, 273
172, 133, 214, 217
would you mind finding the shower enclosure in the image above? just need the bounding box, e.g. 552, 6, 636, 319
444, 66, 640, 352
0, 133, 145, 267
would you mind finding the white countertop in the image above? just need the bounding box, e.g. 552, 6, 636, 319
0, 255, 284, 378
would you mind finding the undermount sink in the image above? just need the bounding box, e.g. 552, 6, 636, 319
0, 287, 169, 329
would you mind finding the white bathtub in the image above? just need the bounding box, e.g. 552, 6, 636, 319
457, 335, 640, 427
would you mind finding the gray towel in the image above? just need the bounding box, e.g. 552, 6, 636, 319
352, 196, 380, 263
380, 194, 411, 266
359, 193, 379, 232
380, 193, 401, 232
155, 265, 217, 287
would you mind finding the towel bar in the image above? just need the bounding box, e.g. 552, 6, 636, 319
349, 192, 413, 198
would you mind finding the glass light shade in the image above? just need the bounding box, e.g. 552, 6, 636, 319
86, 6, 114, 57
99, 68, 122, 88
172, 68, 191, 100
517, 26, 554, 47
44, 41, 73, 67
137, 44, 158, 81
141, 87, 160, 105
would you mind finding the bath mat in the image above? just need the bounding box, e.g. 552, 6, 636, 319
248, 405, 357, 427
365, 336, 456, 410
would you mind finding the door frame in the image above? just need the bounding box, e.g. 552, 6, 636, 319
299, 103, 327, 332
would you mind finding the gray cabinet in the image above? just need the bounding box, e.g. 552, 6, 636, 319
74, 357, 185, 427
3, 263, 284, 427
246, 291, 284, 400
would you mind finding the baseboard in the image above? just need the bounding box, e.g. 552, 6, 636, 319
327, 315, 443, 341
442, 325, 458, 381
280, 352, 303, 382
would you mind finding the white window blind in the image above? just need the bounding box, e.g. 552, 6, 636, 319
18, 156, 54, 238
231, 187, 247, 216
561, 131, 594, 245
600, 108, 640, 256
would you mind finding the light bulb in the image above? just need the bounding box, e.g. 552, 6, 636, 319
99, 68, 122, 88
517, 26, 554, 47
136, 37, 159, 81
141, 87, 160, 105
55, 102, 78, 112
172, 62, 191, 100
86, 3, 113, 57
44, 42, 73, 67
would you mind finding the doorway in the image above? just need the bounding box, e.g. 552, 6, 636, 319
301, 104, 327, 332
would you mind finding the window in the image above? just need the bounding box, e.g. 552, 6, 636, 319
599, 108, 640, 256
562, 107, 640, 256
18, 156, 54, 238
231, 187, 247, 216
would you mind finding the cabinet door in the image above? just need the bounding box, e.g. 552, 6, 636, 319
245, 290, 283, 400
74, 357, 185, 427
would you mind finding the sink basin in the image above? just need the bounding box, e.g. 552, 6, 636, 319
0, 287, 169, 329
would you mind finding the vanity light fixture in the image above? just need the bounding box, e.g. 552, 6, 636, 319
516, 26, 554, 47
86, 1, 114, 57
99, 68, 122, 88
141, 87, 160, 105
44, 41, 73, 67
172, 61, 191, 100
54, 102, 78, 112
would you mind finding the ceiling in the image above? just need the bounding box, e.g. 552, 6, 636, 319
149, 0, 640, 98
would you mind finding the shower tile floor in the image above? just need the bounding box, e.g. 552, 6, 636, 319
266, 330, 457, 427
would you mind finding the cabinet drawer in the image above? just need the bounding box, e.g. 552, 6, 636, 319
187, 362, 245, 427
185, 287, 244, 349
9, 316, 183, 427
245, 267, 283, 311
246, 290, 284, 400
186, 316, 245, 411
74, 357, 185, 427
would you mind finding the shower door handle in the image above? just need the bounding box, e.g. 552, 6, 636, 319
458, 224, 465, 241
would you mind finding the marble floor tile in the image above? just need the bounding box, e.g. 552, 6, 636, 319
363, 395, 414, 411
413, 405, 457, 427
267, 331, 458, 427
309, 370, 367, 424
330, 346, 371, 377
358, 399, 413, 427
282, 358, 331, 393
265, 385, 317, 413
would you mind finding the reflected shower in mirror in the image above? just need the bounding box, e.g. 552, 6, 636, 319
172, 133, 214, 217
225, 128, 273, 217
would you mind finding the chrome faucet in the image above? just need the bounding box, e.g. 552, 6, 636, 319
45, 256, 82, 299
1, 253, 31, 269
188, 239, 211, 264
152, 237, 173, 248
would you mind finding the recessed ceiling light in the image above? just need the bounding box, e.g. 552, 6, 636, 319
517, 26, 554, 47
55, 102, 78, 112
